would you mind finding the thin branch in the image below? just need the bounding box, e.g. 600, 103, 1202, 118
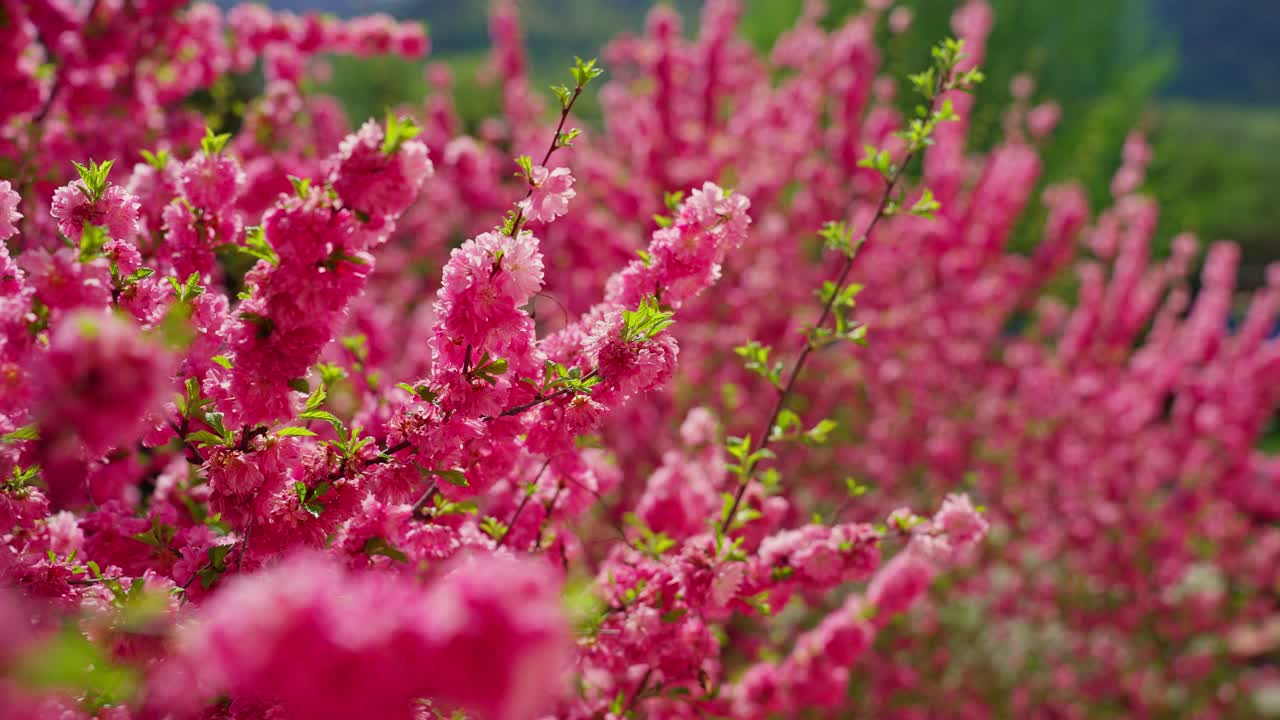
624, 667, 655, 715
495, 459, 553, 549
410, 481, 438, 518
533, 481, 567, 551
505, 85, 585, 237
488, 368, 599, 420
719, 67, 956, 535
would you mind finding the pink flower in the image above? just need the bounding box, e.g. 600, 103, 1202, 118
866, 551, 935, 621
889, 7, 914, 33
932, 493, 988, 551
177, 151, 246, 213
178, 552, 569, 720
33, 312, 175, 453
31, 312, 175, 507
0, 180, 21, 240
329, 118, 434, 218
517, 165, 575, 224
50, 181, 141, 241
1027, 101, 1061, 139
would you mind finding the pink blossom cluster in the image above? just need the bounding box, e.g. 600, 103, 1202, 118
0, 0, 1275, 719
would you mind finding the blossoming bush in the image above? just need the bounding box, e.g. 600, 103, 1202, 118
0, 0, 1275, 718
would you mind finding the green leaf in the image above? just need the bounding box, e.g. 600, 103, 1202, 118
293, 481, 326, 518
550, 84, 572, 110
620, 296, 675, 343
299, 410, 342, 427
197, 544, 235, 589
327, 249, 369, 267
13, 624, 138, 703
744, 590, 773, 616
288, 175, 312, 200
207, 544, 233, 570
770, 409, 802, 440
471, 354, 509, 385
382, 112, 422, 155
70, 158, 115, 203
479, 516, 509, 540
184, 431, 227, 448
316, 363, 346, 387
203, 411, 228, 438
305, 386, 327, 412
660, 608, 688, 623
1, 424, 38, 442
341, 334, 369, 363
818, 220, 863, 259
212, 355, 233, 370
556, 127, 582, 148
78, 224, 108, 261
431, 468, 469, 487
802, 418, 838, 446
734, 340, 783, 388
432, 495, 478, 517
132, 521, 176, 551
276, 426, 317, 438
856, 145, 894, 178
362, 536, 408, 563
908, 188, 941, 220
624, 513, 677, 559
140, 149, 169, 171
241, 226, 279, 266
201, 126, 232, 156
570, 56, 604, 88
515, 154, 534, 179
168, 271, 206, 304
844, 477, 870, 497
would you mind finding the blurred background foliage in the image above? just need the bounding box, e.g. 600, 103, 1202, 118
267, 0, 1279, 285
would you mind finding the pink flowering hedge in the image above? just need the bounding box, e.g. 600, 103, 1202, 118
1, 0, 1277, 718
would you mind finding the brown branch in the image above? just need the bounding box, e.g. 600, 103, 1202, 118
719, 68, 955, 535
495, 458, 553, 549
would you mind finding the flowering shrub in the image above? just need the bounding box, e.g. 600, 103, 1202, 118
0, 0, 1276, 719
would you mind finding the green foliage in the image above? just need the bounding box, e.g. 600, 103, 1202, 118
1147, 101, 1280, 280
382, 112, 422, 155
362, 536, 409, 563
527, 361, 601, 396
624, 513, 677, 559
201, 126, 231, 156
479, 515, 509, 540
1, 424, 38, 442
167, 272, 205, 303
724, 434, 774, 484
78, 224, 108, 262
423, 466, 470, 488
13, 625, 139, 707
620, 296, 674, 343
197, 544, 234, 589
742, 0, 1173, 244
467, 352, 509, 385
769, 410, 838, 446
140, 148, 169, 170
71, 158, 114, 202
294, 480, 331, 518
238, 226, 279, 267
570, 56, 604, 87
734, 340, 783, 389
